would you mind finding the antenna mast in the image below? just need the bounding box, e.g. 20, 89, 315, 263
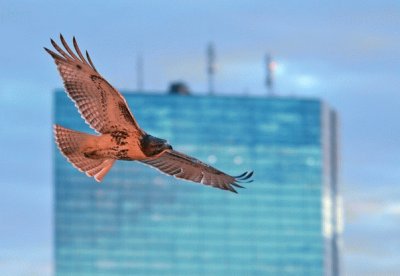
207, 43, 216, 95
266, 53, 276, 96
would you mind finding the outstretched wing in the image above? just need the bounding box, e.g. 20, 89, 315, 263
141, 150, 253, 193
45, 34, 144, 135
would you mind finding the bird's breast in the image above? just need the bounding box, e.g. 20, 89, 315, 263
110, 132, 148, 160
83, 132, 147, 161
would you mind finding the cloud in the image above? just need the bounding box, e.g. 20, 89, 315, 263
0, 259, 52, 276
0, 247, 52, 276
384, 203, 400, 216
344, 194, 400, 275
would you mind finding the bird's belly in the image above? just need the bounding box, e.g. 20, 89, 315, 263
116, 143, 147, 161
81, 133, 146, 161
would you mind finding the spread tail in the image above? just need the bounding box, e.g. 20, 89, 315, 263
53, 124, 115, 182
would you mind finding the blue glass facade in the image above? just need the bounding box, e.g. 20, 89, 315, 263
54, 91, 340, 275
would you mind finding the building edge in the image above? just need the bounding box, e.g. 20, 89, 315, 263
321, 101, 341, 276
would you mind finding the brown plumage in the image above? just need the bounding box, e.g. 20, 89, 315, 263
47, 34, 253, 193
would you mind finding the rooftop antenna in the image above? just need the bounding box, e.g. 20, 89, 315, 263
207, 43, 216, 95
136, 54, 144, 91
266, 53, 276, 96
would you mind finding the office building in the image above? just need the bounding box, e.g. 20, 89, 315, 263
54, 90, 340, 275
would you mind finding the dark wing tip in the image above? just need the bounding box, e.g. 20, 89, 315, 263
227, 185, 238, 193
85, 50, 98, 72
72, 36, 89, 65
226, 170, 254, 192
231, 182, 245, 189
44, 47, 63, 60
46, 34, 99, 72
234, 171, 248, 178
236, 171, 254, 182
44, 47, 52, 54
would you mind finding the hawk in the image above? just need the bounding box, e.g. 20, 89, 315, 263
46, 35, 253, 193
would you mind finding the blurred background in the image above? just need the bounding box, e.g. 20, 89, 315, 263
0, 0, 399, 275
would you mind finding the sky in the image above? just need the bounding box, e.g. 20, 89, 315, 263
0, 0, 399, 275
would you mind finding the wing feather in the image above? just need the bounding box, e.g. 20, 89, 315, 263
60, 34, 79, 60
85, 50, 98, 72
72, 37, 90, 66
45, 34, 143, 135
141, 150, 253, 193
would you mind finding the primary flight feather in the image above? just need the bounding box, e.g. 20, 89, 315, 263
46, 34, 253, 193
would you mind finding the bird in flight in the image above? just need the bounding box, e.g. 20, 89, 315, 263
46, 35, 253, 193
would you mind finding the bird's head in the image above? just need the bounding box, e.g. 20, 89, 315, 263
141, 134, 173, 156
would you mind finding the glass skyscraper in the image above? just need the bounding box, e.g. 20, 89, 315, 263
54, 90, 341, 275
